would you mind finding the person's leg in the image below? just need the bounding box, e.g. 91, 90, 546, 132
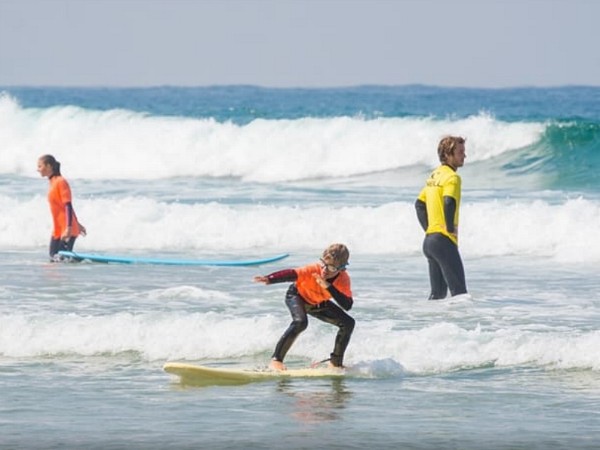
308, 301, 355, 367
49, 238, 61, 261
50, 237, 78, 262
425, 234, 467, 297
60, 237, 77, 252
423, 235, 448, 299
271, 285, 308, 364
441, 243, 467, 296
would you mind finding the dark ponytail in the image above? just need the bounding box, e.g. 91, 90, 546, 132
40, 154, 61, 176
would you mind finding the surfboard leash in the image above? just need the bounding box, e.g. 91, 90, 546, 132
310, 358, 331, 368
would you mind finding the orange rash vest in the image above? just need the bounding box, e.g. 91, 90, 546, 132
294, 263, 352, 306
47, 175, 81, 239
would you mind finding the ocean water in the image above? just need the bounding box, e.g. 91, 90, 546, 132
1, 85, 599, 449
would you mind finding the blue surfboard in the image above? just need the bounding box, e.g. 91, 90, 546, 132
57, 250, 289, 267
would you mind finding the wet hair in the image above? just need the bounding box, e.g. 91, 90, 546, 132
437, 136, 466, 164
322, 243, 350, 267
39, 154, 61, 176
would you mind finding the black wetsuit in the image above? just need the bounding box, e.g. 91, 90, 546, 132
416, 195, 467, 299
421, 232, 467, 299
266, 269, 355, 367
49, 236, 76, 259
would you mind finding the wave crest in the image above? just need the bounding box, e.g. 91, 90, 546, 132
0, 95, 545, 182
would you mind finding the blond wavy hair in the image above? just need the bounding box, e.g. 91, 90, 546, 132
322, 243, 350, 267
437, 136, 466, 164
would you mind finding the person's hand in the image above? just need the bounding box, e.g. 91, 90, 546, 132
79, 223, 87, 236
253, 275, 268, 284
313, 272, 329, 289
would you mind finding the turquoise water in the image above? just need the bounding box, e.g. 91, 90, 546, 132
1, 86, 600, 448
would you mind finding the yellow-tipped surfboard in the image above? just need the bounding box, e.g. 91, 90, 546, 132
163, 362, 345, 386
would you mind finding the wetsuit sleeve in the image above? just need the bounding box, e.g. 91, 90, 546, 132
327, 285, 353, 311
443, 197, 456, 233
266, 269, 298, 284
415, 199, 428, 231
65, 202, 74, 227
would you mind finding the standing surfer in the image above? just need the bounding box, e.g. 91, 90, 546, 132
415, 136, 468, 299
37, 154, 86, 261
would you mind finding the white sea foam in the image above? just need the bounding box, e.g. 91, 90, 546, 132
353, 322, 600, 374
1, 312, 599, 373
1, 193, 599, 262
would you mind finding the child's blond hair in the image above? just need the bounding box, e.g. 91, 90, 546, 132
322, 243, 349, 267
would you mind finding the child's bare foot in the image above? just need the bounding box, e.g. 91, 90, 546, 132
269, 359, 286, 371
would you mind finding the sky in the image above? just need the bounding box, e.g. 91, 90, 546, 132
0, 0, 598, 88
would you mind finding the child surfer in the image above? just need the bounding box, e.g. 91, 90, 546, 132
254, 243, 355, 371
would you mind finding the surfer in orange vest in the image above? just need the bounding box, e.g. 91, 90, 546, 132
37, 155, 86, 261
254, 243, 355, 371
